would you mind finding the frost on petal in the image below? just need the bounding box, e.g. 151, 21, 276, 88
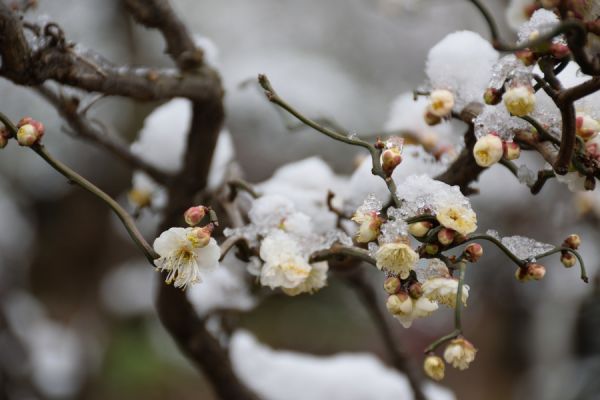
230, 330, 456, 400
426, 31, 499, 105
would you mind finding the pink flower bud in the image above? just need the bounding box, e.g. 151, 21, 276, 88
192, 224, 213, 247
503, 141, 521, 160
550, 43, 570, 59
464, 243, 483, 262
17, 117, 45, 136
184, 205, 207, 226
527, 263, 546, 281
437, 228, 455, 246
16, 124, 42, 146
563, 234, 581, 250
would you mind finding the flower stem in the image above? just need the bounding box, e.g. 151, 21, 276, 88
33, 143, 158, 263
535, 246, 588, 283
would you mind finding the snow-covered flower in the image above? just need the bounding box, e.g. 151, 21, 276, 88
436, 206, 477, 236
576, 112, 600, 141
428, 89, 455, 117
386, 293, 438, 328
282, 261, 328, 296
352, 210, 382, 243
375, 241, 419, 279
153, 227, 220, 289
259, 231, 312, 290
503, 86, 536, 116
443, 338, 477, 370
423, 355, 445, 381
422, 277, 469, 308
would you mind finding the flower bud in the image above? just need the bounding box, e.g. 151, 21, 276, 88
386, 291, 412, 315
473, 134, 503, 167
0, 127, 9, 149
437, 228, 455, 246
527, 263, 546, 281
184, 205, 207, 226
515, 49, 537, 66
503, 86, 536, 117
423, 355, 445, 381
408, 221, 432, 238
584, 176, 596, 191
464, 243, 483, 262
550, 43, 570, 59
515, 267, 528, 282
17, 117, 45, 136
353, 211, 383, 243
424, 109, 442, 126
424, 243, 439, 256
560, 252, 576, 268
16, 124, 43, 146
483, 87, 503, 105
381, 147, 402, 176
192, 224, 213, 248
443, 338, 477, 370
408, 281, 423, 299
576, 112, 600, 141
503, 141, 521, 160
428, 89, 454, 117
384, 276, 401, 294
563, 234, 581, 249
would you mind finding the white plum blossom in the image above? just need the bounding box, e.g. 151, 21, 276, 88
386, 293, 439, 328
153, 227, 220, 289
259, 230, 312, 290
281, 261, 328, 296
443, 338, 477, 370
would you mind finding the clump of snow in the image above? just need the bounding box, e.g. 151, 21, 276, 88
517, 9, 560, 45
486, 230, 554, 260
395, 174, 472, 217
426, 31, 499, 105
506, 0, 535, 31
230, 330, 455, 400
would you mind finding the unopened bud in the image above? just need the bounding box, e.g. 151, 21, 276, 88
428, 89, 455, 117
16, 124, 42, 146
192, 224, 213, 247
424, 109, 442, 126
184, 205, 207, 226
560, 252, 576, 268
515, 49, 537, 66
503, 86, 536, 117
584, 176, 596, 191
464, 243, 483, 262
437, 228, 455, 246
423, 355, 445, 381
527, 263, 546, 281
0, 128, 9, 149
386, 291, 412, 315
563, 234, 581, 249
17, 117, 45, 136
425, 243, 439, 256
503, 141, 521, 160
381, 147, 402, 176
408, 282, 423, 298
473, 134, 503, 167
408, 221, 432, 238
550, 43, 570, 59
576, 112, 600, 141
483, 87, 503, 105
384, 276, 401, 294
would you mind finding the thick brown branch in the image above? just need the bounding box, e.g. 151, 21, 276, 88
122, 0, 202, 70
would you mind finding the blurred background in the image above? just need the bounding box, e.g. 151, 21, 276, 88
1, 0, 600, 399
